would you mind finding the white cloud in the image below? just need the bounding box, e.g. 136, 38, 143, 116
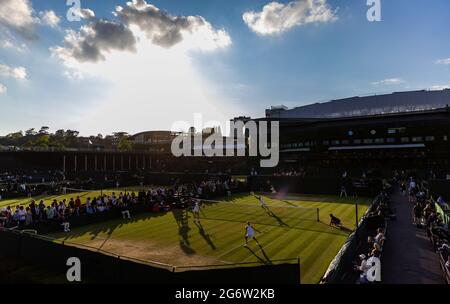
243, 0, 337, 35
0, 64, 27, 80
0, 0, 37, 40
114, 0, 231, 50
51, 1, 231, 63
0, 39, 27, 52
0, 83, 6, 94
50, 20, 137, 63
39, 10, 60, 28
435, 58, 450, 65
48, 1, 236, 134
79, 9, 95, 20
371, 78, 404, 86
50, 29, 239, 135
430, 84, 450, 91
63, 69, 83, 81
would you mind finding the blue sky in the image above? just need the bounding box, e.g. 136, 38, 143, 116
0, 0, 450, 135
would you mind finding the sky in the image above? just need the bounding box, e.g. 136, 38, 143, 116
0, 0, 450, 136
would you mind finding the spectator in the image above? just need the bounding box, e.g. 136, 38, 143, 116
413, 203, 423, 225
374, 228, 385, 246
370, 242, 382, 258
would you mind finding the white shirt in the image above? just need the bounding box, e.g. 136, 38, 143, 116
246, 225, 254, 237
258, 197, 266, 206
375, 233, 385, 245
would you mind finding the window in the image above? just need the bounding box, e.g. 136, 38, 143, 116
401, 137, 410, 143
387, 138, 396, 143
342, 140, 350, 145
370, 130, 377, 135
323, 140, 330, 145
354, 139, 362, 144
363, 139, 373, 144
444, 135, 448, 141
425, 136, 435, 142
374, 138, 384, 144
388, 127, 406, 134
332, 140, 340, 145
348, 130, 354, 136
411, 137, 423, 142
298, 142, 304, 147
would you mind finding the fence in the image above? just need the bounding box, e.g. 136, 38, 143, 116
320, 195, 386, 283
0, 230, 300, 284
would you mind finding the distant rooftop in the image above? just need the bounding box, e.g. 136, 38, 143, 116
265, 89, 450, 119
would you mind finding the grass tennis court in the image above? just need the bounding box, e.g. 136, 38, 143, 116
38, 192, 372, 284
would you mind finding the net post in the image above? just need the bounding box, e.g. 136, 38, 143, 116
316, 208, 320, 222
355, 203, 358, 228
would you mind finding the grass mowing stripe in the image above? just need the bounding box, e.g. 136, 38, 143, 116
46, 193, 372, 284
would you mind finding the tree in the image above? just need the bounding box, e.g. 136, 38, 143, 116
39, 126, 50, 135
6, 131, 23, 140
34, 134, 50, 147
64, 129, 80, 147
118, 137, 133, 152
25, 128, 36, 136
54, 129, 65, 137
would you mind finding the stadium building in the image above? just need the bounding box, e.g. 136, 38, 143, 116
226, 90, 447, 176
1, 89, 449, 177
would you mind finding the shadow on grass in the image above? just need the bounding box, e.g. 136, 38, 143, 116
172, 208, 195, 255
263, 205, 289, 227
244, 243, 272, 265
194, 220, 216, 250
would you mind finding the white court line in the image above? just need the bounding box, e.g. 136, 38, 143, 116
215, 226, 271, 260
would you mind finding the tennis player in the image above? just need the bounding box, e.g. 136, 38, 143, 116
193, 199, 201, 222
255, 195, 268, 209
244, 222, 260, 246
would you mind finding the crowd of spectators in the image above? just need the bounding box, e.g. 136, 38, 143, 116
0, 178, 243, 233
272, 167, 306, 177
354, 227, 386, 283
406, 176, 450, 282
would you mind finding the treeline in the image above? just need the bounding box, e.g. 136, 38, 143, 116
0, 127, 133, 151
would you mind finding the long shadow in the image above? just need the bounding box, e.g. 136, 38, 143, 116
194, 220, 216, 250
317, 221, 354, 235
201, 216, 348, 237
172, 208, 195, 255
56, 210, 167, 243
280, 200, 298, 207
340, 226, 354, 234
275, 194, 373, 206
244, 244, 272, 265
263, 206, 289, 227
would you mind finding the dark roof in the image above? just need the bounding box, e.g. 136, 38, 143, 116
266, 89, 450, 119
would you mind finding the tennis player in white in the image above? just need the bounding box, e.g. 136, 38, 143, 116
244, 222, 260, 246
255, 195, 268, 209
193, 199, 201, 222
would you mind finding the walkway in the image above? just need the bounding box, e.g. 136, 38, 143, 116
382, 191, 445, 284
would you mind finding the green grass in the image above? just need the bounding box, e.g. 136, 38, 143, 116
44, 193, 371, 284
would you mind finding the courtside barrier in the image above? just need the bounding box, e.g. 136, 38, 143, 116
0, 230, 300, 284
320, 195, 386, 284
